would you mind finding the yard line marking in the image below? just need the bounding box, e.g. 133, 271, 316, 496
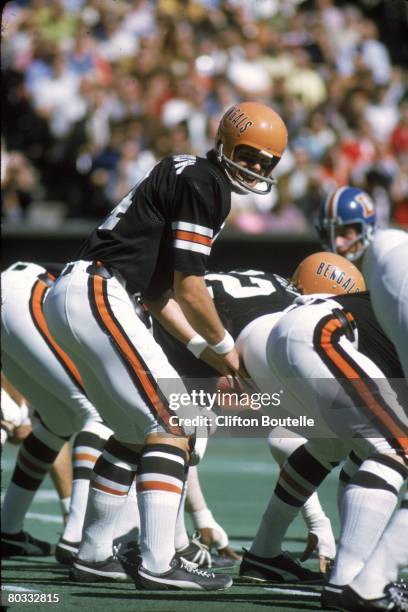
26, 512, 61, 524
1, 459, 16, 470
2, 585, 41, 593
32, 490, 59, 501
263, 587, 320, 597
2, 490, 59, 503
200, 460, 278, 474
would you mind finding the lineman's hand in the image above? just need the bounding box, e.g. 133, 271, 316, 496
196, 527, 242, 561
200, 346, 242, 376
300, 532, 333, 574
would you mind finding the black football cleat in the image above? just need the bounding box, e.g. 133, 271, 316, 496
341, 582, 408, 611
136, 556, 233, 591
1, 531, 55, 557
321, 582, 344, 609
55, 537, 80, 565
239, 548, 323, 584
70, 553, 138, 582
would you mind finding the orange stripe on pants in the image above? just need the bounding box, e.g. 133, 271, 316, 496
92, 275, 183, 436
319, 317, 408, 454
31, 280, 84, 390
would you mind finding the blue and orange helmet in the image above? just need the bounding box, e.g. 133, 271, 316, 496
316, 186, 377, 262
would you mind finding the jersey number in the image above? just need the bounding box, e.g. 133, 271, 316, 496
205, 273, 277, 298
98, 191, 133, 231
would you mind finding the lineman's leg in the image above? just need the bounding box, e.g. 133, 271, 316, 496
330, 450, 407, 587
1, 357, 70, 541
269, 302, 408, 587
347, 489, 408, 600
250, 438, 341, 560
268, 429, 337, 564
58, 420, 113, 562
50, 441, 72, 524
337, 450, 364, 515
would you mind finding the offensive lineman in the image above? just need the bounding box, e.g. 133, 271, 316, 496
43, 102, 288, 590
1, 262, 114, 563
152, 254, 365, 581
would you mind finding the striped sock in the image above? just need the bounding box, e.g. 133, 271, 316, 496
330, 455, 407, 586
251, 444, 333, 558
78, 437, 139, 562
1, 423, 67, 534
137, 444, 187, 573
62, 422, 112, 543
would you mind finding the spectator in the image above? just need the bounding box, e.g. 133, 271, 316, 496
1, 0, 406, 232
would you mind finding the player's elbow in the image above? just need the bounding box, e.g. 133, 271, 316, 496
174, 273, 206, 308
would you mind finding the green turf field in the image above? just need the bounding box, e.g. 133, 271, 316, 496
2, 438, 341, 611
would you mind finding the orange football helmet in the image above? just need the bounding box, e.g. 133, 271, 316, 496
291, 252, 366, 295
216, 102, 288, 194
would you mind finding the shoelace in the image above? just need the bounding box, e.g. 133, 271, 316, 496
388, 581, 408, 611
190, 534, 212, 567
180, 557, 215, 579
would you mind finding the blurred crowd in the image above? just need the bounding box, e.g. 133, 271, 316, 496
2, 0, 408, 231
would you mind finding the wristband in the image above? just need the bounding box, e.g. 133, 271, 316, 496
187, 334, 208, 359
210, 330, 234, 355
192, 507, 215, 529
191, 508, 229, 549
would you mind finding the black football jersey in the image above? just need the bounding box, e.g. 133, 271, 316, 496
153, 269, 300, 378
77, 151, 231, 298
205, 270, 300, 338
334, 291, 403, 378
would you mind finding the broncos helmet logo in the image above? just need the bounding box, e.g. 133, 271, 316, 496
355, 192, 375, 218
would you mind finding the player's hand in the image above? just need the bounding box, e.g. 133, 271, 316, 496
200, 346, 241, 376
197, 527, 242, 561
218, 545, 242, 561
300, 532, 333, 574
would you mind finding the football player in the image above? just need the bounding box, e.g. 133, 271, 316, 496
250, 264, 407, 609
43, 102, 288, 590
1, 262, 113, 563
152, 256, 362, 581
337, 227, 408, 610
316, 186, 377, 263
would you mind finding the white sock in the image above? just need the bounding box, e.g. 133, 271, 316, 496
136, 444, 187, 573
351, 492, 408, 599
63, 479, 90, 542
78, 487, 126, 562
251, 443, 332, 559
113, 480, 140, 549
251, 494, 298, 558
2, 425, 65, 534
330, 458, 405, 586
138, 490, 181, 572
62, 423, 112, 543
175, 479, 190, 552
77, 436, 139, 562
